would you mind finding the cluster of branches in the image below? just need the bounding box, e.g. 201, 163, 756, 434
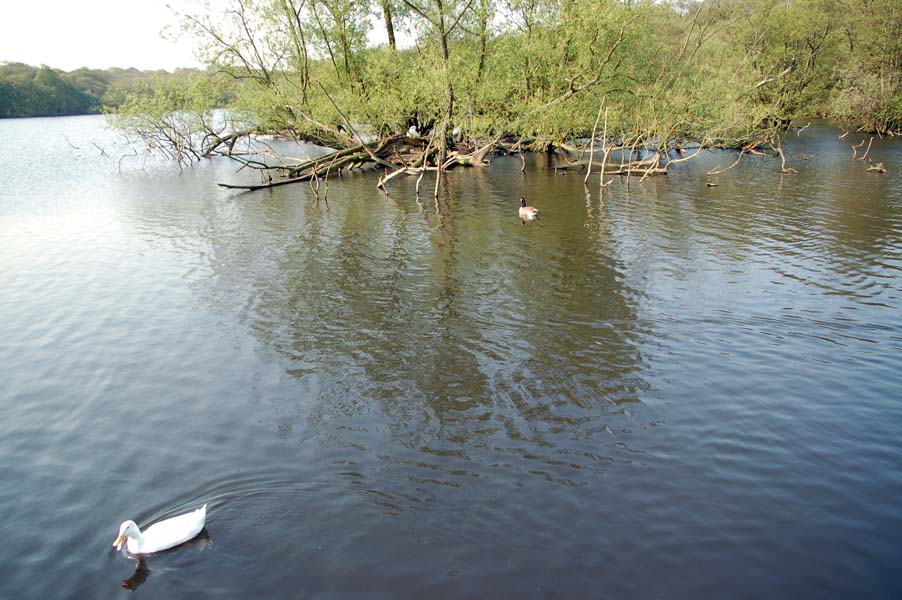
110, 72, 255, 168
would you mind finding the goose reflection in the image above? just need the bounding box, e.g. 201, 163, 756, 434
120, 528, 212, 592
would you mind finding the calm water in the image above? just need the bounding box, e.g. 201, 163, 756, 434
1, 116, 900, 599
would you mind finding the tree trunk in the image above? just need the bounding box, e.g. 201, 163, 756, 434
382, 0, 396, 49
476, 0, 489, 83
432, 0, 454, 199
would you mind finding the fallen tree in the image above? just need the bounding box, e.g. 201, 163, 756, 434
217, 133, 499, 194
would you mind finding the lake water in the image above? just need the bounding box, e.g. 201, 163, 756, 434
1, 115, 900, 599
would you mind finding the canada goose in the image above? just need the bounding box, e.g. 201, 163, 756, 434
519, 197, 539, 220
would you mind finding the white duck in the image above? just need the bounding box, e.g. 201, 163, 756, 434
113, 504, 207, 555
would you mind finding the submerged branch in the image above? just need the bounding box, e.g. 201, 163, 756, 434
707, 151, 744, 175
216, 132, 501, 192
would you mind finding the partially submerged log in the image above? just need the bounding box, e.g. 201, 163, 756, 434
443, 137, 498, 168
218, 134, 499, 193
220, 136, 401, 191
219, 174, 317, 191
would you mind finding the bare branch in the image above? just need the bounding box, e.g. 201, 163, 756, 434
707, 151, 743, 175
446, 0, 477, 36
752, 63, 794, 90
585, 97, 605, 185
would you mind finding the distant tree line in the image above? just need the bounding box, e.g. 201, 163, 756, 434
0, 62, 210, 118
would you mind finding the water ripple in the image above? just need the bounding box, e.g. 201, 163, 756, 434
1, 119, 901, 599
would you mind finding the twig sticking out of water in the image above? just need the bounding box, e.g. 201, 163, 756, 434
599, 107, 613, 188
308, 170, 321, 202
585, 97, 605, 185
707, 151, 743, 175
61, 133, 80, 150
118, 148, 140, 174
771, 143, 798, 174
856, 137, 873, 161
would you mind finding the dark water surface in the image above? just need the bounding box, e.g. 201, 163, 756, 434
1, 116, 900, 599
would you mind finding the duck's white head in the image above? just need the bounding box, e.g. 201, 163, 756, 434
113, 520, 141, 551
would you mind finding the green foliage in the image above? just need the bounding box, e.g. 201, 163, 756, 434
823, 0, 902, 132
0, 63, 223, 119
0, 63, 100, 117
111, 71, 241, 165
112, 0, 902, 149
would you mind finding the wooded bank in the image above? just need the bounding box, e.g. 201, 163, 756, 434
109, 0, 900, 194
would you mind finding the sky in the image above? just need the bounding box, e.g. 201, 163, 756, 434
0, 0, 402, 73
0, 1, 200, 71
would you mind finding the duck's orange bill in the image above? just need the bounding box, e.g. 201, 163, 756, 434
113, 534, 126, 550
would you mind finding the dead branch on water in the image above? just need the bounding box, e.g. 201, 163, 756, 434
707, 151, 744, 175
856, 137, 873, 161
771, 143, 798, 174
585, 97, 605, 185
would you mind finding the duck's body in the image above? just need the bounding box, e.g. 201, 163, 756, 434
519, 197, 539, 219
114, 504, 207, 555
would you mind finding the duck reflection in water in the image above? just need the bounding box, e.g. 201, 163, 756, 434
120, 528, 212, 591
121, 558, 151, 591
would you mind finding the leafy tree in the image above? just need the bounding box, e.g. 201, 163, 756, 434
101, 0, 901, 185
